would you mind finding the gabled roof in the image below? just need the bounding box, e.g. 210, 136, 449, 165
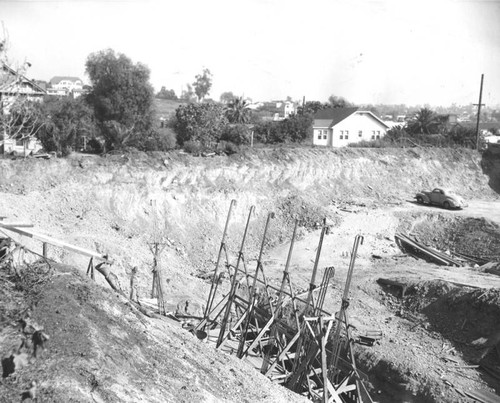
1, 62, 46, 94
313, 107, 358, 127
313, 107, 390, 129
49, 76, 83, 85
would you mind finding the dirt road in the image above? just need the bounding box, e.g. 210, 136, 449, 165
401, 198, 500, 224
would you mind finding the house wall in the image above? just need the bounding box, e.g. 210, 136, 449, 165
313, 127, 331, 146
315, 113, 388, 148
52, 80, 83, 91
0, 138, 43, 156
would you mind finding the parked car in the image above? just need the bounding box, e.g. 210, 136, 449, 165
415, 188, 467, 209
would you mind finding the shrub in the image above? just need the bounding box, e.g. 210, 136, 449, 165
88, 138, 104, 154
183, 140, 203, 155
221, 124, 250, 145
218, 140, 239, 155
348, 139, 388, 148
133, 128, 177, 151
174, 103, 228, 147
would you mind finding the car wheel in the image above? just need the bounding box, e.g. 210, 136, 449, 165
416, 196, 424, 204
443, 201, 451, 209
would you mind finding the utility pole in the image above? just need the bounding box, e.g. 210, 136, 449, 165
474, 74, 484, 150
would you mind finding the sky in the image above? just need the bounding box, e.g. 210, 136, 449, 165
1, 0, 500, 107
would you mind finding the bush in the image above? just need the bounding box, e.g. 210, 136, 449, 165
36, 96, 97, 155
252, 114, 312, 145
221, 124, 250, 145
174, 103, 228, 147
133, 128, 177, 151
218, 141, 239, 155
183, 140, 203, 155
87, 138, 104, 154
348, 139, 389, 148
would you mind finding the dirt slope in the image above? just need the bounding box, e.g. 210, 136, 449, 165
1, 147, 500, 402
0, 262, 306, 402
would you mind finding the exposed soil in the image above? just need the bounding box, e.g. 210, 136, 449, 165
1, 147, 500, 402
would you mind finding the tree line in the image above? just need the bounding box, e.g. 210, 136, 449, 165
1, 46, 491, 157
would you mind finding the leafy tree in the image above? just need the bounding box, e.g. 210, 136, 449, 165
328, 95, 355, 108
225, 97, 251, 124
174, 102, 228, 147
192, 68, 212, 102
220, 91, 235, 104
253, 113, 312, 144
1, 99, 44, 142
254, 121, 281, 144
156, 86, 178, 100
85, 49, 154, 150
0, 27, 45, 142
279, 113, 313, 142
37, 96, 97, 156
406, 107, 439, 135
180, 83, 196, 102
298, 101, 329, 115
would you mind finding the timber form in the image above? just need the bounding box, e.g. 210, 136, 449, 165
195, 201, 374, 403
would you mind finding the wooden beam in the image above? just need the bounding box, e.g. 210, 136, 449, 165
0, 223, 110, 262
464, 389, 500, 403
1, 223, 34, 228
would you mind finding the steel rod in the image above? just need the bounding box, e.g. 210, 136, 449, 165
203, 199, 236, 323
217, 206, 255, 348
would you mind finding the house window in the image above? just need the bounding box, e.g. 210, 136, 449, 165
345, 133, 349, 140
358, 130, 362, 137
317, 131, 321, 140
339, 130, 344, 140
323, 131, 327, 140
372, 131, 376, 140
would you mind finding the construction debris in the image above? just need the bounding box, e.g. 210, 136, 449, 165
395, 233, 462, 267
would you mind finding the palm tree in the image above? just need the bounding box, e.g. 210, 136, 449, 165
225, 97, 251, 124
407, 107, 439, 135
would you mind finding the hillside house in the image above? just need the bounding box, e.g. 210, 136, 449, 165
313, 108, 389, 147
1, 62, 46, 113
0, 62, 46, 155
48, 76, 84, 97
273, 100, 296, 121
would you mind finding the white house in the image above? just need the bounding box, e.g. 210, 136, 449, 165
0, 137, 43, 156
48, 76, 84, 97
313, 108, 390, 147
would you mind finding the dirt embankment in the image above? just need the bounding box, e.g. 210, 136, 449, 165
1, 147, 500, 402
0, 147, 496, 280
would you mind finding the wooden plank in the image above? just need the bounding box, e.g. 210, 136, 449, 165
246, 273, 330, 316
0, 223, 109, 262
395, 234, 452, 266
396, 233, 462, 267
464, 389, 500, 403
1, 223, 34, 228
265, 331, 302, 376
